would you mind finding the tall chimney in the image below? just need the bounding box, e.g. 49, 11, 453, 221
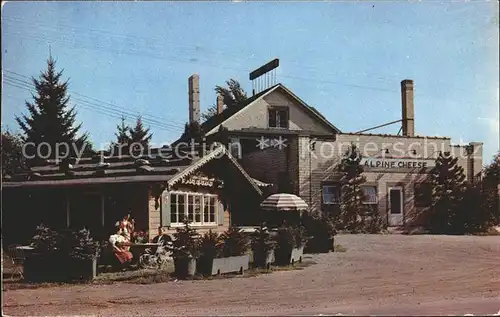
216, 94, 224, 114
188, 74, 200, 124
401, 79, 415, 137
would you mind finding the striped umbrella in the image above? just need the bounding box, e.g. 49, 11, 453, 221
260, 193, 308, 211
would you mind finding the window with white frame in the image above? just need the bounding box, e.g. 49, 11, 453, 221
361, 185, 378, 204
170, 192, 218, 226
268, 108, 289, 128
322, 184, 341, 204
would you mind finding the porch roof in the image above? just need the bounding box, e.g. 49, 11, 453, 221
2, 144, 262, 195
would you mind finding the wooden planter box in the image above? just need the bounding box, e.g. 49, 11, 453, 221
275, 246, 304, 266
24, 254, 98, 282
199, 254, 250, 276
252, 250, 275, 269
174, 257, 197, 278
290, 246, 304, 265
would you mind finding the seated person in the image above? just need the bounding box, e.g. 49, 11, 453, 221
151, 226, 172, 246
109, 227, 133, 267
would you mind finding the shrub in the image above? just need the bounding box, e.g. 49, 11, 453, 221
199, 230, 223, 259
30, 224, 61, 254
170, 220, 200, 259
67, 228, 100, 260
251, 223, 277, 255
302, 212, 337, 252
220, 226, 249, 257
275, 224, 296, 251
293, 225, 308, 247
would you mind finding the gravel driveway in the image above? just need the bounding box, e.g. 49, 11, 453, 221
3, 234, 500, 316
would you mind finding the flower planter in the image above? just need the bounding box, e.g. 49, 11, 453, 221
174, 257, 197, 278
252, 250, 275, 269
290, 246, 304, 265
24, 253, 63, 282
24, 254, 98, 282
66, 258, 97, 281
275, 246, 304, 266
199, 254, 250, 275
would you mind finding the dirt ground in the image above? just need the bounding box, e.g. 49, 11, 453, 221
3, 234, 500, 316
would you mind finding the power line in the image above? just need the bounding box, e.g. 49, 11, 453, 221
4, 15, 398, 84
3, 71, 186, 130
3, 79, 184, 133
3, 26, 400, 93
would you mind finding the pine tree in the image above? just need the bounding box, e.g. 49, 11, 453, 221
338, 143, 367, 232
480, 152, 500, 225
428, 151, 467, 233
109, 116, 132, 156
128, 116, 152, 151
115, 116, 131, 145
180, 121, 204, 143
15, 55, 91, 160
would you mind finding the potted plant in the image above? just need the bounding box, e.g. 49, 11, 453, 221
304, 213, 337, 253
24, 224, 64, 282
290, 225, 307, 265
207, 226, 250, 275
66, 228, 100, 281
274, 223, 297, 266
250, 223, 276, 269
170, 220, 200, 278
197, 230, 223, 276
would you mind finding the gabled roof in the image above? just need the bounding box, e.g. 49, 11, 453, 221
202, 83, 341, 135
201, 84, 279, 134
2, 144, 262, 195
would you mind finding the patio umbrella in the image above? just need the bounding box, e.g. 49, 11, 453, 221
260, 193, 308, 212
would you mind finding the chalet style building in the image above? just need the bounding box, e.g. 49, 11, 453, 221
2, 71, 484, 245
2, 144, 269, 244
179, 74, 483, 228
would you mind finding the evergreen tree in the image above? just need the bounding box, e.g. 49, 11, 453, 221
15, 55, 91, 160
201, 79, 247, 121
109, 116, 132, 156
115, 116, 131, 145
428, 151, 467, 233
128, 116, 152, 150
480, 152, 500, 225
1, 130, 27, 178
180, 121, 204, 143
337, 143, 367, 232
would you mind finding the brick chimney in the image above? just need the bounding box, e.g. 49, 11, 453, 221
401, 79, 415, 137
188, 74, 200, 124
216, 94, 224, 115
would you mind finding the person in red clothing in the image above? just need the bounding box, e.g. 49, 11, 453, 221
109, 214, 135, 266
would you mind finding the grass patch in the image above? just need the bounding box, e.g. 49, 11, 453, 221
334, 244, 347, 252
94, 268, 173, 284
3, 259, 318, 288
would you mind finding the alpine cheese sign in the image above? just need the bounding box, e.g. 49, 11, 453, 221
361, 158, 435, 169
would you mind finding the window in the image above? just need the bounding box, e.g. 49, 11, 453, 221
268, 108, 289, 128
322, 184, 340, 204
229, 137, 241, 159
414, 183, 432, 207
169, 193, 218, 226
361, 186, 378, 204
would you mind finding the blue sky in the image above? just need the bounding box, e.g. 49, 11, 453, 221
2, 1, 499, 162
